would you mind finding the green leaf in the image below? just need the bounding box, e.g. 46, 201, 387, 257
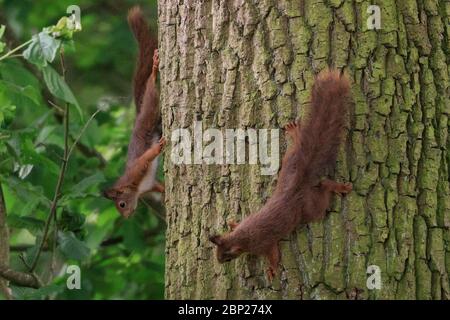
3, 176, 51, 212
59, 210, 85, 232
63, 172, 105, 201
0, 62, 42, 111
0, 42, 5, 55
58, 231, 90, 261
0, 25, 5, 54
0, 93, 16, 126
23, 241, 40, 267
0, 79, 41, 106
23, 32, 61, 67
0, 60, 41, 89
21, 85, 42, 105
38, 32, 61, 63
20, 138, 60, 176
23, 35, 46, 67
120, 220, 146, 251
35, 125, 56, 145
7, 215, 45, 233
0, 25, 5, 39
41, 65, 82, 119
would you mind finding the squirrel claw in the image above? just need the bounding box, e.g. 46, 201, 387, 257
284, 121, 300, 140
155, 137, 166, 153
284, 121, 297, 132
153, 49, 159, 68
151, 49, 159, 78
158, 137, 166, 147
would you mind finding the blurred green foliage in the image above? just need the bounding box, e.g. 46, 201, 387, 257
0, 0, 164, 299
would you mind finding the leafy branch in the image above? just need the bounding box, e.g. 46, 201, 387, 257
0, 8, 166, 299
29, 52, 101, 272
0, 39, 33, 62
1, 20, 106, 167
28, 51, 70, 272
0, 15, 100, 288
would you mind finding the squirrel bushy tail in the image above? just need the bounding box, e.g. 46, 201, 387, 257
127, 6, 157, 113
294, 70, 350, 185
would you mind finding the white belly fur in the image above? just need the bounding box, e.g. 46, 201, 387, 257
137, 156, 159, 195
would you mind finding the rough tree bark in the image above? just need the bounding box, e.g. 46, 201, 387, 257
160, 0, 449, 299
0, 184, 12, 299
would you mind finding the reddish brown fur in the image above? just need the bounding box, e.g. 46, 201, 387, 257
103, 7, 163, 218
210, 70, 352, 281
127, 6, 158, 113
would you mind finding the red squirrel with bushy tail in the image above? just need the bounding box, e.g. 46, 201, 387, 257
103, 7, 165, 218
209, 70, 352, 281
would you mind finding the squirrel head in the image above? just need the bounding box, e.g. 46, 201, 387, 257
209, 234, 243, 263
103, 186, 139, 218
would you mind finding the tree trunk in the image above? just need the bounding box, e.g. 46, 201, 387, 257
0, 184, 12, 299
159, 0, 449, 299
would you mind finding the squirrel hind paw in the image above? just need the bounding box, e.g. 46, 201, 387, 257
227, 220, 239, 231
284, 121, 300, 141
335, 182, 352, 196
266, 267, 276, 282
340, 182, 353, 194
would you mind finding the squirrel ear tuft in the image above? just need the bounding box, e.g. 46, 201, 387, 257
209, 235, 222, 246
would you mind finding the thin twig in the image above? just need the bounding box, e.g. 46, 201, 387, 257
18, 254, 31, 270
66, 108, 101, 161
5, 54, 23, 59
29, 51, 70, 272
50, 212, 58, 281
0, 39, 33, 62
140, 197, 166, 222
47, 100, 64, 113
100, 227, 163, 247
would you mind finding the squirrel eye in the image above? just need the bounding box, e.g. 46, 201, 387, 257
119, 201, 126, 208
